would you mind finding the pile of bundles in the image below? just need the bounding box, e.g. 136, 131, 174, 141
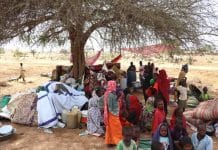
184, 98, 218, 123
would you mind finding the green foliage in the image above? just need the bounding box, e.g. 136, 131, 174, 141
0, 47, 5, 54
13, 49, 26, 57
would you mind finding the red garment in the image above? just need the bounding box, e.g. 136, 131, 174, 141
104, 80, 116, 125
119, 94, 142, 126
128, 95, 143, 122
170, 115, 187, 130
154, 69, 170, 103
152, 108, 166, 134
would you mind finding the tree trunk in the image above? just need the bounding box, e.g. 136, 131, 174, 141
69, 31, 86, 80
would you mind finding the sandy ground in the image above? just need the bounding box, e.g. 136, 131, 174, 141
0, 52, 218, 149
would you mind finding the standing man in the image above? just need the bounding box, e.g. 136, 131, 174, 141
127, 62, 136, 88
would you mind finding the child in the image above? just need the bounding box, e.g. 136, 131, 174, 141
179, 136, 193, 150
152, 99, 166, 134
17, 63, 25, 82
171, 119, 188, 150
132, 125, 140, 143
199, 86, 211, 101
140, 88, 156, 131
176, 79, 188, 111
151, 141, 165, 150
116, 126, 137, 150
170, 107, 186, 130
152, 122, 174, 150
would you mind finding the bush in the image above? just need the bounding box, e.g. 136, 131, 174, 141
13, 49, 26, 57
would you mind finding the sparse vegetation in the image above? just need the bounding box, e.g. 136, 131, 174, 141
13, 49, 26, 57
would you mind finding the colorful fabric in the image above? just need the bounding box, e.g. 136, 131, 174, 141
119, 93, 131, 126
119, 94, 142, 126
104, 80, 117, 125
116, 140, 137, 150
192, 98, 218, 121
191, 132, 213, 150
154, 69, 170, 103
140, 97, 155, 131
152, 108, 166, 134
87, 94, 104, 134
170, 114, 186, 130
111, 54, 122, 63
9, 93, 38, 126
105, 112, 122, 145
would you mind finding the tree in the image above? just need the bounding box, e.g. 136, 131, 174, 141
0, 0, 217, 79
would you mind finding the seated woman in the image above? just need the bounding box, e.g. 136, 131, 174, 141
152, 122, 174, 150
87, 88, 104, 135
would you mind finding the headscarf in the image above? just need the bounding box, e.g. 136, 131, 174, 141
88, 91, 99, 108
156, 69, 170, 103
152, 122, 174, 150
104, 80, 117, 125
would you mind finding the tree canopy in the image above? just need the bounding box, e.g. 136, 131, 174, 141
0, 0, 217, 78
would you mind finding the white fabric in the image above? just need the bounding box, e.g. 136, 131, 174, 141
37, 82, 88, 128
37, 91, 58, 128
177, 86, 188, 101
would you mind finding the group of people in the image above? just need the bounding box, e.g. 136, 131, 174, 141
84, 61, 214, 150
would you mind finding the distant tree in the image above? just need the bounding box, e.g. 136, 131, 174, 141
0, 0, 217, 79
197, 44, 215, 54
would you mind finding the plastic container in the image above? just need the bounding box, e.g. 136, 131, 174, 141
66, 107, 82, 129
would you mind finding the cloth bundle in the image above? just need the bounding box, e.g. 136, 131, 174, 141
192, 98, 218, 121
